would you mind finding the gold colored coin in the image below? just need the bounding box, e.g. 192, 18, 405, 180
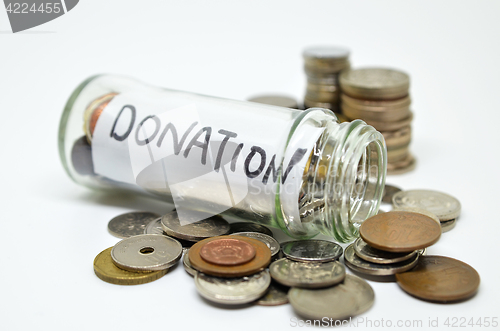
93, 247, 167, 285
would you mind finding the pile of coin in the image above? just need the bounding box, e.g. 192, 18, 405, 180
302, 46, 350, 114
269, 240, 375, 320
95, 187, 477, 311
339, 68, 415, 174
344, 211, 441, 278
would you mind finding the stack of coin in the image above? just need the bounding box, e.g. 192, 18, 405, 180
344, 211, 441, 278
302, 46, 350, 114
269, 240, 374, 320
339, 68, 415, 174
247, 94, 299, 109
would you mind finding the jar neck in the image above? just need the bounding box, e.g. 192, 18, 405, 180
299, 118, 387, 242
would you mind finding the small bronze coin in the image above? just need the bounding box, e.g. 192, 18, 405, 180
360, 211, 441, 252
200, 238, 256, 266
395, 256, 480, 302
93, 247, 167, 285
189, 236, 271, 278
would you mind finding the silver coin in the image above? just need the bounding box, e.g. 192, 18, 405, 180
108, 212, 161, 239
282, 240, 343, 263
418, 248, 427, 256
382, 184, 402, 203
256, 282, 289, 306
269, 258, 345, 288
344, 244, 419, 276
353, 237, 417, 264
303, 46, 350, 60
441, 219, 456, 233
228, 222, 274, 237
111, 234, 182, 272
144, 217, 164, 235
289, 274, 374, 320
392, 189, 461, 221
183, 249, 198, 277
161, 211, 230, 241
145, 218, 196, 247
230, 232, 280, 258
195, 270, 271, 305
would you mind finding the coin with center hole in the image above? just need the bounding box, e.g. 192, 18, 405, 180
111, 234, 182, 272
189, 235, 271, 278
360, 211, 441, 252
161, 211, 230, 242
289, 274, 374, 320
270, 258, 345, 288
353, 237, 417, 264
395, 256, 480, 302
282, 240, 343, 262
392, 189, 461, 221
93, 247, 167, 285
108, 212, 161, 239
230, 232, 280, 258
195, 270, 271, 305
344, 244, 419, 276
199, 238, 256, 266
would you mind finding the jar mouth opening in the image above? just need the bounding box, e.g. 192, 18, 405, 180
348, 136, 386, 225
306, 120, 386, 242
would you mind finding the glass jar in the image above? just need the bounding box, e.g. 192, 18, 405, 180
58, 75, 387, 242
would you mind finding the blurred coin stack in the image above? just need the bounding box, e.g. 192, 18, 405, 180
302, 46, 350, 117
339, 68, 415, 174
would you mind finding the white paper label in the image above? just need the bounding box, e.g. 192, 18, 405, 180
92, 91, 324, 224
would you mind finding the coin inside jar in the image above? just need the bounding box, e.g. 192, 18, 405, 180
200, 238, 256, 266
360, 211, 441, 252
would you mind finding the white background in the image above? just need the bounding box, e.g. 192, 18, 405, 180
1, 1, 499, 330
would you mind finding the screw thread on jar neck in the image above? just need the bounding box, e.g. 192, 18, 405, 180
299, 119, 387, 242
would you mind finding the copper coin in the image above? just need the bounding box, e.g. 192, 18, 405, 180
83, 93, 117, 142
360, 211, 441, 252
199, 238, 256, 266
189, 235, 271, 278
395, 256, 480, 302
